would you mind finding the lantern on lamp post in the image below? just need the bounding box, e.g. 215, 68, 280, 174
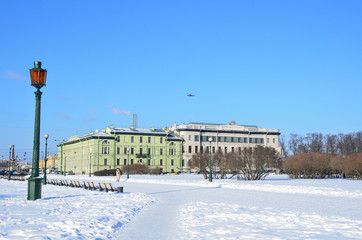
43, 134, 49, 185
27, 61, 47, 201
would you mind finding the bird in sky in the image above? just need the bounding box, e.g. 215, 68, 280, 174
187, 94, 195, 97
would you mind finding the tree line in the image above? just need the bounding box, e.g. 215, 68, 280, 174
189, 131, 362, 181
190, 146, 282, 181
281, 132, 362, 156
283, 152, 362, 180
279, 131, 362, 180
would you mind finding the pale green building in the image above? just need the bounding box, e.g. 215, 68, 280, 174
57, 125, 183, 174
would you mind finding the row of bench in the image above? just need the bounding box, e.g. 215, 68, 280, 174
0, 175, 26, 181
47, 179, 123, 193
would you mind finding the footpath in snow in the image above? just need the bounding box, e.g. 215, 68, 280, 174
0, 174, 361, 240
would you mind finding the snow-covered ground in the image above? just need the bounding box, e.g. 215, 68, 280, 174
1, 174, 361, 240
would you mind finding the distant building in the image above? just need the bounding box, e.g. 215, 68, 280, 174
168, 122, 281, 168
57, 125, 182, 174
39, 155, 58, 170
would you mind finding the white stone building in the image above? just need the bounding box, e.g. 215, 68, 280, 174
169, 122, 281, 168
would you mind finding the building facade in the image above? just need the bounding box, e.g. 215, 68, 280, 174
39, 155, 58, 170
57, 125, 182, 174
169, 122, 281, 168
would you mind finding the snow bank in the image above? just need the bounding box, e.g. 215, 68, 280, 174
0, 180, 154, 239
177, 202, 362, 240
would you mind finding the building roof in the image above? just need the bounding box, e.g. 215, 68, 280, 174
58, 126, 182, 146
172, 122, 280, 135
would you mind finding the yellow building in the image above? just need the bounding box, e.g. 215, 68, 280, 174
39, 155, 58, 170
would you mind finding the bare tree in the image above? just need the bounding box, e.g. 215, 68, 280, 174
289, 134, 309, 155
279, 135, 288, 159
236, 146, 281, 181
189, 152, 209, 179
306, 133, 324, 153
325, 134, 338, 154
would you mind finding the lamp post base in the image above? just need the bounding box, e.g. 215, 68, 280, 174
27, 177, 42, 200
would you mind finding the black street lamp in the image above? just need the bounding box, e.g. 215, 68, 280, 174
43, 134, 49, 185
208, 137, 213, 182
89, 152, 92, 177
127, 148, 130, 179
8, 145, 13, 181
27, 61, 47, 201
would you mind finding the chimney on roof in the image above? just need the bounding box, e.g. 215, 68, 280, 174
133, 114, 138, 129
229, 121, 236, 125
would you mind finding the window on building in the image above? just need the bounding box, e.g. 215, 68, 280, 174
188, 135, 191, 140
218, 146, 222, 152
160, 159, 163, 165
117, 147, 120, 155
160, 137, 163, 143
124, 159, 127, 165
195, 146, 198, 153
212, 146, 215, 153
131, 148, 134, 154
148, 137, 151, 143
140, 137, 143, 143
238, 147, 242, 154
131, 136, 134, 143
169, 148, 174, 155
224, 147, 227, 153
171, 159, 174, 166
104, 159, 107, 165
131, 159, 134, 164
139, 159, 142, 163
160, 148, 163, 155
102, 147, 110, 154
273, 138, 276, 143
116, 136, 120, 142
231, 147, 235, 153
200, 146, 203, 153
124, 147, 127, 154
267, 138, 270, 143
148, 148, 151, 155
194, 135, 199, 141
188, 146, 192, 153
117, 158, 120, 165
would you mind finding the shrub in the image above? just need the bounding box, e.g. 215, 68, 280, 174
93, 169, 116, 176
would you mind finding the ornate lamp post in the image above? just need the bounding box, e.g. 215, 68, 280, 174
27, 61, 47, 200
208, 137, 213, 182
8, 145, 13, 181
43, 134, 49, 185
88, 152, 92, 177
127, 148, 130, 179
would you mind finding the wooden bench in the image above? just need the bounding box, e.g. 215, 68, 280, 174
51, 179, 59, 185
60, 180, 68, 186
105, 183, 123, 193
73, 180, 82, 188
83, 181, 97, 190
98, 182, 123, 193
83, 181, 90, 189
98, 182, 107, 192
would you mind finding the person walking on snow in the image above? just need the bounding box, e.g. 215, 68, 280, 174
116, 168, 121, 182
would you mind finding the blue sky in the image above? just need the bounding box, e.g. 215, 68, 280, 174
1, 0, 361, 159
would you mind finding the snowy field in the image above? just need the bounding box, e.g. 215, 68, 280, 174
1, 174, 361, 240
